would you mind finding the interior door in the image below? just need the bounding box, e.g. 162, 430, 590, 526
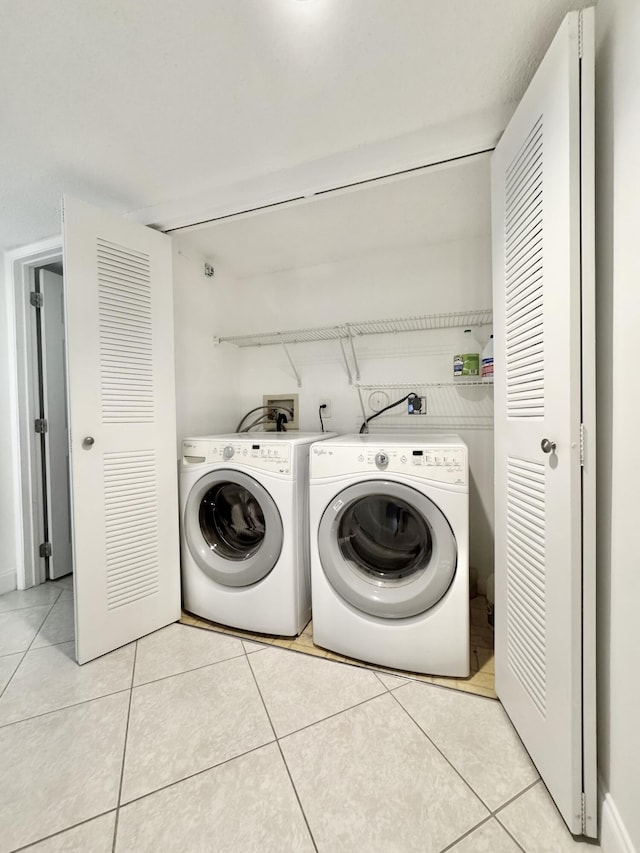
40, 270, 72, 579
491, 8, 596, 837
63, 196, 181, 664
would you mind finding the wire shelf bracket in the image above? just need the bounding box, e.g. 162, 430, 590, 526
279, 335, 302, 387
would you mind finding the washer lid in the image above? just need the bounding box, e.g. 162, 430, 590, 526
318, 480, 457, 619
185, 469, 283, 587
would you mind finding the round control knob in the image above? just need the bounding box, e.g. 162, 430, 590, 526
222, 445, 235, 460
540, 439, 556, 454
375, 452, 389, 469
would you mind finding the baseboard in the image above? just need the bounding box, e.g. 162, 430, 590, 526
601, 793, 637, 853
0, 568, 17, 596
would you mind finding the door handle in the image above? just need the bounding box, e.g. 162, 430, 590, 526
540, 438, 556, 454
82, 436, 95, 450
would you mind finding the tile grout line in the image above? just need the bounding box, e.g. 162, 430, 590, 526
9, 809, 117, 853
117, 742, 276, 810
15, 593, 58, 655
494, 823, 529, 853
493, 778, 541, 816
0, 650, 28, 700
0, 597, 58, 661
435, 811, 528, 853
110, 655, 295, 813
0, 639, 248, 730
272, 741, 319, 853
21, 637, 75, 652
132, 649, 248, 690
273, 687, 393, 742
0, 684, 134, 730
0, 583, 64, 616
238, 659, 505, 852
437, 815, 495, 853
245, 652, 319, 853
388, 686, 540, 852
489, 780, 541, 853
30, 588, 75, 650
387, 687, 498, 816
182, 618, 496, 699
112, 640, 139, 853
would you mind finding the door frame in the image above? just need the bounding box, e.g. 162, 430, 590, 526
5, 237, 63, 590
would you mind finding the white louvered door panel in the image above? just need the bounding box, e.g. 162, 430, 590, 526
491, 9, 596, 837
63, 197, 180, 664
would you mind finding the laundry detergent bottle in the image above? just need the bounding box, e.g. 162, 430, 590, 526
453, 328, 480, 378
481, 334, 494, 382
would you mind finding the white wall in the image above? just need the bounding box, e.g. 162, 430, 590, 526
596, 1, 640, 850
173, 233, 495, 587
0, 254, 18, 594
172, 245, 243, 446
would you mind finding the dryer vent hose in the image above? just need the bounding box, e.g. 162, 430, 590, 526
359, 392, 418, 434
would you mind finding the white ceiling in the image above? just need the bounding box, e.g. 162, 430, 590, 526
0, 0, 590, 250
177, 155, 491, 278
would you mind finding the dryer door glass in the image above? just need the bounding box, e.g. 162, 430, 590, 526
338, 496, 432, 581
318, 480, 457, 618
185, 470, 283, 587
199, 483, 265, 560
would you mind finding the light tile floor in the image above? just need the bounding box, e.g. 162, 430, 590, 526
0, 580, 600, 852
181, 594, 498, 699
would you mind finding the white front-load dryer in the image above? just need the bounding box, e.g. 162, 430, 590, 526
180, 432, 334, 636
309, 433, 469, 676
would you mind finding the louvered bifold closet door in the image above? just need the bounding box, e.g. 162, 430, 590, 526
491, 9, 595, 837
63, 196, 180, 664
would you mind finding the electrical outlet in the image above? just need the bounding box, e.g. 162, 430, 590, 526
319, 399, 332, 418
408, 396, 427, 415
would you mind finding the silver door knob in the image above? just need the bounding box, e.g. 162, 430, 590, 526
82, 436, 95, 450
540, 438, 556, 454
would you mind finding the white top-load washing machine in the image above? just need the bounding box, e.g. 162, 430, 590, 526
309, 433, 469, 676
180, 431, 334, 636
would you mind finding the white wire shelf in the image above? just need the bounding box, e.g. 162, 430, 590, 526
357, 380, 493, 389
355, 380, 494, 431
216, 309, 493, 348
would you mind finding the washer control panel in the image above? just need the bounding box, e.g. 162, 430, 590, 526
311, 442, 467, 486
182, 439, 291, 473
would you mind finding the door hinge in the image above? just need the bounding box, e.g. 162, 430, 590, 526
580, 423, 585, 467
578, 11, 584, 58
34, 418, 48, 434
30, 291, 43, 308
39, 542, 52, 558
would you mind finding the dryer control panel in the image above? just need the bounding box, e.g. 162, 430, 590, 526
311, 443, 467, 486
182, 439, 292, 474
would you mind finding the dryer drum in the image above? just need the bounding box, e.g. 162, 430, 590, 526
199, 483, 266, 560
337, 496, 433, 580
318, 480, 457, 619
